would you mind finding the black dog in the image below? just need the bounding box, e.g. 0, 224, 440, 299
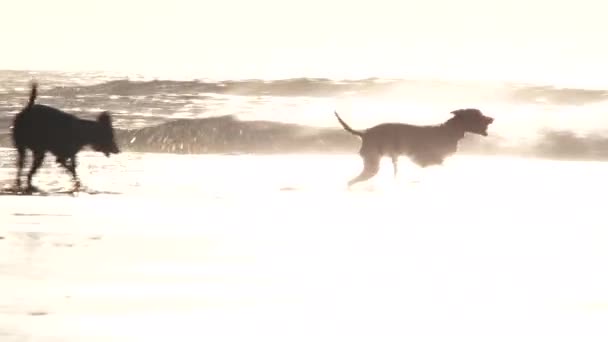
11, 82, 120, 193
334, 109, 494, 187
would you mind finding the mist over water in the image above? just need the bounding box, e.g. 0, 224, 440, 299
1, 69, 608, 159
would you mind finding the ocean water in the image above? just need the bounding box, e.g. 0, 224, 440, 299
2, 70, 608, 158
1, 70, 608, 341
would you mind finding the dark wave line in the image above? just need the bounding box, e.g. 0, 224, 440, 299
9, 77, 606, 105
3, 115, 608, 161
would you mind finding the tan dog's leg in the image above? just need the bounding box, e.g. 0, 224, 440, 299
391, 155, 399, 178
348, 155, 380, 187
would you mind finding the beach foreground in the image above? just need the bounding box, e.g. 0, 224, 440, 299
1, 149, 608, 341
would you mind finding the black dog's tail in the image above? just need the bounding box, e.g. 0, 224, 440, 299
334, 111, 364, 137
11, 82, 38, 131
11, 82, 38, 145
24, 81, 38, 111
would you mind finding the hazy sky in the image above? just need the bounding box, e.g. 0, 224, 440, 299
2, 0, 607, 85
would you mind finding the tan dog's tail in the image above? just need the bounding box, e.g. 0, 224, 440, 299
24, 81, 38, 111
334, 111, 364, 137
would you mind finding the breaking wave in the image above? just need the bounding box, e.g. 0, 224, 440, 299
115, 115, 359, 154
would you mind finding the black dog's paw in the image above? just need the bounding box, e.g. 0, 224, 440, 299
2, 184, 20, 193
71, 179, 85, 191
24, 185, 42, 195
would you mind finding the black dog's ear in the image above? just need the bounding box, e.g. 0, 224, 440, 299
97, 111, 112, 127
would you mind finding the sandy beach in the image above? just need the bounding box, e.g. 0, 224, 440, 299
1, 149, 608, 341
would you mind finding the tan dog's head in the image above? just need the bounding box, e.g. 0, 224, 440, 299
449, 108, 494, 136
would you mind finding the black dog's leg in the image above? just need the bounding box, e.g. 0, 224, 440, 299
15, 147, 26, 190
68, 157, 81, 191
58, 156, 81, 191
348, 155, 380, 187
26, 151, 45, 193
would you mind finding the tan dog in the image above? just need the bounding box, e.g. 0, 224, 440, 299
334, 109, 494, 187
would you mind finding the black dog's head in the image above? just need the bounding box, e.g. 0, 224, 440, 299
92, 111, 120, 157
448, 108, 494, 136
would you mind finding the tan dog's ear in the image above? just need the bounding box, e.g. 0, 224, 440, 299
450, 109, 469, 116
451, 108, 482, 117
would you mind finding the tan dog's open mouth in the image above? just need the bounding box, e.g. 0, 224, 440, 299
482, 117, 494, 136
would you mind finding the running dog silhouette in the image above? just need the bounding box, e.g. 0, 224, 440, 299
11, 82, 120, 193
334, 109, 494, 187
